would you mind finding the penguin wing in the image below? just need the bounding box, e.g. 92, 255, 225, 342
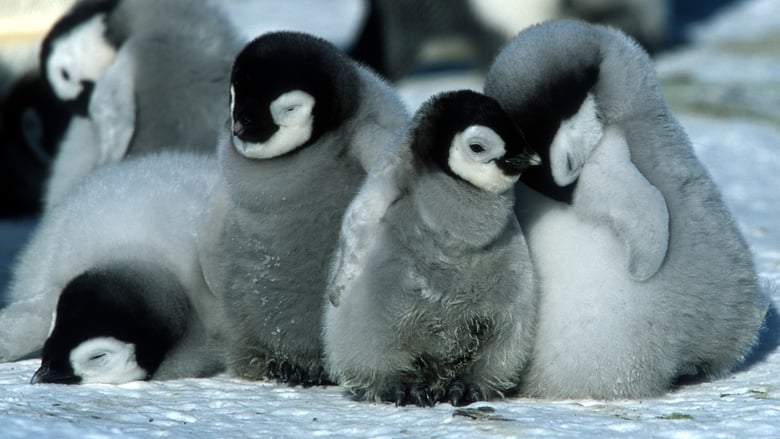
574, 126, 669, 281
327, 143, 412, 306
197, 179, 230, 299
88, 46, 136, 166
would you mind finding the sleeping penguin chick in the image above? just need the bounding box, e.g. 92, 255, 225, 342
324, 90, 539, 407
483, 20, 768, 399
199, 31, 408, 386
31, 261, 191, 384
1, 152, 225, 383
40, 0, 243, 208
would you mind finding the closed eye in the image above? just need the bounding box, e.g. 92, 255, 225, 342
89, 353, 107, 361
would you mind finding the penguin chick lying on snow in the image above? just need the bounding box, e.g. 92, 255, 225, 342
0, 152, 225, 384
324, 90, 539, 407
484, 19, 768, 399
40, 0, 242, 208
199, 31, 408, 386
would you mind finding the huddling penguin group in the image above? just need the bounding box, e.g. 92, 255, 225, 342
0, 0, 769, 407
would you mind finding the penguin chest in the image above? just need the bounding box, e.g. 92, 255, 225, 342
523, 206, 641, 332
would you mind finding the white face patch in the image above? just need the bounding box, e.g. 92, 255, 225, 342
70, 337, 148, 384
232, 90, 315, 159
448, 124, 518, 193
46, 14, 117, 101
549, 93, 604, 187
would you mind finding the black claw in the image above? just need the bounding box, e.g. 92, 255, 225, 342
394, 385, 406, 406
302, 366, 329, 387
410, 384, 434, 407
467, 386, 483, 404
448, 381, 466, 406
446, 381, 485, 406
280, 361, 294, 382
430, 386, 445, 404
266, 359, 278, 379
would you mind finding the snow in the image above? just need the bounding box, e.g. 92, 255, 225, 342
2, 0, 780, 437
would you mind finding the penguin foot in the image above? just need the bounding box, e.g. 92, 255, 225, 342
446, 380, 485, 406
266, 359, 333, 387
374, 381, 444, 407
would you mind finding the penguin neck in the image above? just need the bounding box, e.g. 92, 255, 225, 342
410, 170, 516, 252
219, 129, 357, 210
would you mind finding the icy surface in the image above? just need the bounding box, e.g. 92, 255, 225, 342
1, 0, 780, 437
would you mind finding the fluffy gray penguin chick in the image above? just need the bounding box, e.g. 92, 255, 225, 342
484, 19, 768, 399
40, 0, 243, 208
324, 90, 539, 407
200, 31, 408, 386
0, 152, 225, 384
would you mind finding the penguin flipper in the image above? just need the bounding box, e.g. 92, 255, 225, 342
327, 143, 411, 306
197, 180, 230, 298
89, 47, 136, 166
575, 126, 669, 281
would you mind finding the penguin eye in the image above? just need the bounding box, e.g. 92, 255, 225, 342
469, 143, 485, 153
60, 68, 70, 81
89, 353, 106, 361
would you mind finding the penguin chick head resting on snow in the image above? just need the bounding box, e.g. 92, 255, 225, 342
229, 31, 360, 160
31, 264, 189, 385
410, 89, 540, 194
40, 0, 121, 116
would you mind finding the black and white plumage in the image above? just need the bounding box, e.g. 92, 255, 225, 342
0, 152, 225, 384
40, 0, 242, 208
484, 20, 768, 399
324, 90, 539, 407
200, 31, 408, 386
347, 0, 669, 81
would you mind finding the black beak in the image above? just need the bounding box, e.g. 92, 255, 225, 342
232, 119, 245, 138
66, 80, 95, 117
498, 151, 542, 175
30, 362, 81, 385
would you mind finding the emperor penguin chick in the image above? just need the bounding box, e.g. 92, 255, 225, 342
484, 20, 768, 399
1, 152, 225, 383
40, 0, 243, 208
324, 90, 539, 407
200, 32, 408, 386
31, 260, 200, 384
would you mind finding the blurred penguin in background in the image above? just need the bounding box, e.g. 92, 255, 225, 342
0, 73, 71, 216
348, 0, 670, 81
39, 0, 243, 208
0, 0, 75, 216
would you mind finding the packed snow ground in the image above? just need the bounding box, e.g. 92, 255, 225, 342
1, 0, 779, 437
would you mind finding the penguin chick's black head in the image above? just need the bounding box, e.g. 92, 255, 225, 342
32, 266, 186, 384
39, 0, 121, 116
410, 90, 539, 193
229, 31, 359, 157
484, 21, 603, 202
